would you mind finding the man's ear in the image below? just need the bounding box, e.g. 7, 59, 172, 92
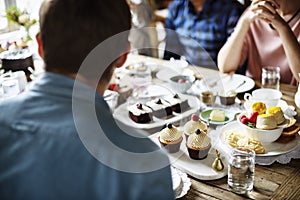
115, 53, 128, 68
36, 32, 44, 58
115, 43, 130, 68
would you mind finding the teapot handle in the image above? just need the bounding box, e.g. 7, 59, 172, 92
244, 93, 252, 101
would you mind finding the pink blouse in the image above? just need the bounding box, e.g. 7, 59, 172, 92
239, 12, 300, 85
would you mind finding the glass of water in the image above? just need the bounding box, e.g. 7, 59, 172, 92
228, 147, 255, 194
262, 66, 280, 90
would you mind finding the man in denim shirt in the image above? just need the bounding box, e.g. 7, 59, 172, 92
164, 0, 244, 69
0, 0, 173, 199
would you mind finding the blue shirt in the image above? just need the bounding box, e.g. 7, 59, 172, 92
0, 72, 173, 200
164, 0, 244, 69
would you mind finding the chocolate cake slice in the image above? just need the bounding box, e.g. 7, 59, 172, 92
128, 103, 153, 123
163, 94, 189, 113
146, 98, 172, 118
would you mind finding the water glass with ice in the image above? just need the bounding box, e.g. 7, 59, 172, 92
228, 147, 255, 194
261, 66, 280, 90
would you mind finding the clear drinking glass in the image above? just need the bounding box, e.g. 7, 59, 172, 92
261, 66, 280, 90
228, 147, 255, 194
2, 79, 20, 97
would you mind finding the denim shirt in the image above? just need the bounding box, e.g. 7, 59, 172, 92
0, 72, 173, 200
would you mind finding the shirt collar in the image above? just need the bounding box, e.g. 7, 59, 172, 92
187, 0, 214, 16
30, 72, 109, 110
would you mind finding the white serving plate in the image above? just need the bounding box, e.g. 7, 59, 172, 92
171, 167, 191, 199
200, 74, 255, 94
149, 132, 228, 180
113, 94, 200, 129
156, 68, 194, 82
220, 121, 300, 157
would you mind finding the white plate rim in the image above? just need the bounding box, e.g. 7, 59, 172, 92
219, 121, 300, 157
200, 74, 255, 93
171, 167, 191, 199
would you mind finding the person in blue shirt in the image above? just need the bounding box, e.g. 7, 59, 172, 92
163, 0, 245, 69
0, 0, 174, 199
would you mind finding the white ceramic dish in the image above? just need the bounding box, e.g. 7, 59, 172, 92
199, 109, 235, 126
113, 94, 200, 129
220, 121, 300, 157
123, 62, 158, 74
149, 132, 228, 180
156, 68, 195, 82
237, 113, 287, 143
162, 59, 189, 74
171, 167, 191, 199
200, 74, 255, 94
130, 84, 173, 99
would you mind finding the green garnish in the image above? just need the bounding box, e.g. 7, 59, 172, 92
246, 122, 256, 129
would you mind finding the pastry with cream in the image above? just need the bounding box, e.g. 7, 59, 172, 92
256, 114, 277, 130
186, 129, 211, 160
251, 102, 266, 115
158, 123, 183, 153
183, 114, 207, 141
267, 106, 285, 125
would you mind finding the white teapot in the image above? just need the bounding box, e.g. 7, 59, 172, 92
294, 73, 300, 109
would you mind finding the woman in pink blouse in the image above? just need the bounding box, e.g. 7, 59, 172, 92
218, 0, 300, 85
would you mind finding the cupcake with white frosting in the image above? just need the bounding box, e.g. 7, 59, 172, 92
186, 129, 211, 160
158, 123, 183, 153
183, 114, 207, 141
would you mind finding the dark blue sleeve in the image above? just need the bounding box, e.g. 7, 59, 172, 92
226, 1, 245, 37
164, 0, 185, 60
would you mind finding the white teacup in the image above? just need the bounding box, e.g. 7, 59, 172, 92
244, 88, 282, 107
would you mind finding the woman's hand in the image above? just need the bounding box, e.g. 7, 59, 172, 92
249, 0, 289, 31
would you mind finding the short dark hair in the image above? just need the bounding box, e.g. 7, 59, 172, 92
39, 0, 131, 77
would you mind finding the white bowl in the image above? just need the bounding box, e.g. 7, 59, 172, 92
169, 75, 195, 94
237, 113, 285, 143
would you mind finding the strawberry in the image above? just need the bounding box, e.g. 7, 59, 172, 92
239, 115, 248, 124
108, 83, 119, 91
248, 111, 259, 123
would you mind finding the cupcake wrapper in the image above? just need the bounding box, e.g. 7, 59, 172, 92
187, 145, 211, 160
159, 137, 183, 154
